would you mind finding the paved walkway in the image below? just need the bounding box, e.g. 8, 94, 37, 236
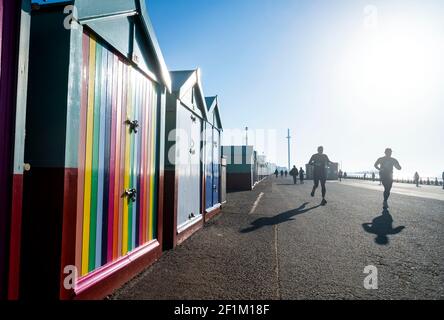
111, 178, 444, 300
341, 179, 444, 201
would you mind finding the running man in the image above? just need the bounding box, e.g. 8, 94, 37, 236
309, 146, 333, 206
290, 166, 299, 185
414, 172, 420, 187
374, 148, 402, 209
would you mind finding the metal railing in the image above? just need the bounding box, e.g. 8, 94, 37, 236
343, 174, 444, 187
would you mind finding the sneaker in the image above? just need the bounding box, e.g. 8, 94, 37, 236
383, 201, 389, 209
321, 199, 327, 206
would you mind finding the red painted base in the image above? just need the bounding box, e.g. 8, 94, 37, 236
204, 206, 222, 223
176, 219, 204, 247
73, 241, 162, 300
8, 174, 23, 300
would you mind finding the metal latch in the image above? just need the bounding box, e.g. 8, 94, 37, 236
24, 163, 31, 172
125, 119, 139, 133
123, 189, 137, 203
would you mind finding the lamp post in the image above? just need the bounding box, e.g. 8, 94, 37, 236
286, 129, 291, 170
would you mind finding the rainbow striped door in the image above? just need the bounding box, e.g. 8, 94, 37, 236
77, 33, 159, 277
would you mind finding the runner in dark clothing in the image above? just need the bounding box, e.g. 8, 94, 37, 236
285, 170, 288, 178
309, 146, 333, 206
299, 168, 305, 184
414, 172, 420, 187
290, 166, 299, 185
280, 170, 284, 178
274, 169, 279, 178
374, 148, 402, 209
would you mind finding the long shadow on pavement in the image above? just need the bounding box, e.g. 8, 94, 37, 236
362, 209, 406, 245
240, 202, 320, 233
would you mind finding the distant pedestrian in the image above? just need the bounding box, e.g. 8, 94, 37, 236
414, 172, 420, 187
338, 170, 343, 182
285, 170, 288, 178
374, 148, 402, 209
290, 166, 299, 185
344, 172, 347, 179
299, 168, 305, 184
280, 170, 284, 178
274, 169, 279, 178
309, 146, 334, 206
372, 172, 376, 182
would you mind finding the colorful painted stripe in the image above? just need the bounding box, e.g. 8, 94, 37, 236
81, 37, 96, 276
79, 33, 160, 276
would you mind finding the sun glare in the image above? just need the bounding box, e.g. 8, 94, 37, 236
343, 14, 443, 115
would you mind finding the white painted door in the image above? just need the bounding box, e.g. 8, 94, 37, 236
176, 107, 201, 230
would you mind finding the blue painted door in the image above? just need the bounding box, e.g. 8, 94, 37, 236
205, 123, 213, 210
212, 128, 220, 206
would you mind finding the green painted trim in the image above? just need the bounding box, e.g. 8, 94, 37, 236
88, 42, 102, 271
13, 0, 31, 174
128, 76, 135, 252
65, 22, 84, 169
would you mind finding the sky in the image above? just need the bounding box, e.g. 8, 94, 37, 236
32, 0, 444, 177
35, 0, 444, 178
146, 0, 444, 178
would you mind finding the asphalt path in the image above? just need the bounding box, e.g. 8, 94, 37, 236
112, 177, 444, 300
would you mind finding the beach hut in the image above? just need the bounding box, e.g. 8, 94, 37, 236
0, 0, 29, 300
220, 156, 227, 205
8, 0, 171, 300
204, 96, 223, 221
222, 146, 256, 192
256, 154, 271, 181
163, 69, 208, 249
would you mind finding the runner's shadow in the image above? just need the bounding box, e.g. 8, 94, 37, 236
240, 202, 320, 233
362, 209, 406, 245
